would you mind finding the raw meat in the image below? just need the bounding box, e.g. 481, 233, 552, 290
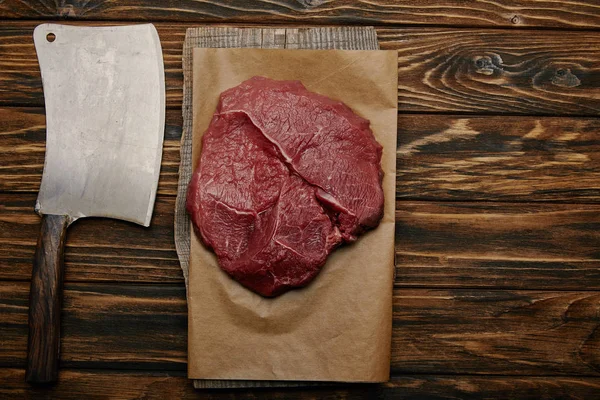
187, 76, 384, 297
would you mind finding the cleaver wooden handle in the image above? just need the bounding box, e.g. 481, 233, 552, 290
26, 214, 70, 384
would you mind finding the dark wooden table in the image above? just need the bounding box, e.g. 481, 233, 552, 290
1, 1, 600, 398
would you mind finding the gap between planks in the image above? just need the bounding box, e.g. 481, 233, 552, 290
3, 279, 600, 294
5, 366, 600, 379
3, 17, 600, 32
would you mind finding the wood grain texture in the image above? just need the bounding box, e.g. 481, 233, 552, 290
1, 0, 600, 29
2, 193, 599, 289
397, 115, 600, 202
3, 282, 600, 375
3, 108, 599, 203
398, 202, 600, 262
2, 369, 600, 400
381, 28, 600, 115
26, 213, 70, 384
0, 282, 187, 370
2, 22, 600, 114
393, 289, 600, 375
0, 193, 182, 283
397, 202, 600, 289
0, 24, 44, 106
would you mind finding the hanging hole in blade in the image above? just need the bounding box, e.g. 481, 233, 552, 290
46, 33, 56, 43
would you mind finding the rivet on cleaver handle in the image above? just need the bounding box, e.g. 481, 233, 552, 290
27, 23, 165, 384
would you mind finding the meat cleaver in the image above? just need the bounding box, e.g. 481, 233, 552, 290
27, 24, 165, 384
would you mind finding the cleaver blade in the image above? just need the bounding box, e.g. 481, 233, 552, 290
33, 23, 165, 226
27, 24, 165, 384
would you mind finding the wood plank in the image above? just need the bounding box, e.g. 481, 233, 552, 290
3, 108, 599, 202
0, 107, 182, 196
2, 22, 600, 114
1, 0, 600, 29
0, 282, 187, 370
393, 289, 600, 375
0, 24, 44, 106
2, 282, 600, 375
2, 194, 599, 289
384, 28, 600, 115
397, 254, 600, 290
0, 193, 182, 283
2, 369, 600, 400
397, 201, 600, 289
397, 115, 600, 202
397, 202, 600, 262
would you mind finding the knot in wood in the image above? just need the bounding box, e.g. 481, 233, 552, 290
551, 67, 581, 88
475, 58, 487, 68
473, 56, 496, 76
58, 5, 76, 17
297, 0, 325, 8
510, 15, 520, 24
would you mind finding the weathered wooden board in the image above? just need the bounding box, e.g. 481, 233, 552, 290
0, 282, 187, 370
2, 282, 600, 375
396, 201, 600, 289
2, 369, 600, 400
2, 193, 599, 289
3, 108, 599, 202
397, 114, 600, 202
397, 202, 600, 262
0, 193, 182, 284
393, 289, 600, 375
397, 254, 600, 291
384, 28, 600, 115
1, 3, 599, 394
1, 0, 600, 29
2, 23, 600, 114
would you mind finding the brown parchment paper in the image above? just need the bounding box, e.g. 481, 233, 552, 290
189, 48, 398, 382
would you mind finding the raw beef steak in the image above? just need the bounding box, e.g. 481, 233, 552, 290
187, 76, 384, 297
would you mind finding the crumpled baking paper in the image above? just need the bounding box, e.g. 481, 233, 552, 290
188, 48, 397, 382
